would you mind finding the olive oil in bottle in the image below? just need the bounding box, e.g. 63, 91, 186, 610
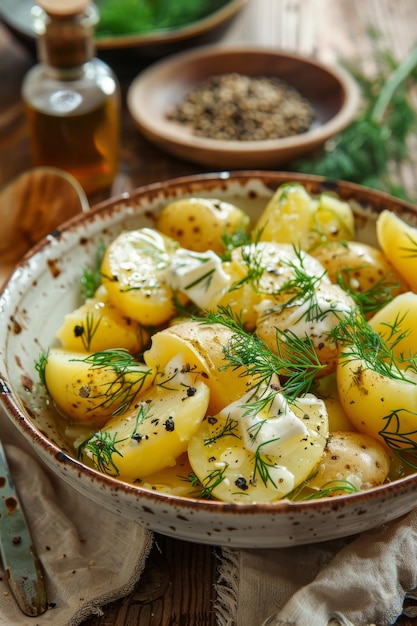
22, 0, 120, 198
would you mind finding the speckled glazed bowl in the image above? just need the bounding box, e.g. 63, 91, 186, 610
1, 171, 417, 549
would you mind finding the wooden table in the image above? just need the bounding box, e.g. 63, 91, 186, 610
1, 1, 417, 624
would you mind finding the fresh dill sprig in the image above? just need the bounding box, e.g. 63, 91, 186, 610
329, 308, 417, 381
35, 351, 48, 387
252, 439, 281, 489
81, 241, 106, 300
204, 415, 240, 446
78, 403, 152, 476
261, 250, 327, 322
199, 305, 325, 403
75, 312, 102, 351
221, 226, 252, 261
294, 36, 417, 201
336, 269, 401, 315
73, 348, 152, 415
299, 481, 360, 500
379, 408, 417, 470
199, 465, 229, 499
78, 429, 124, 476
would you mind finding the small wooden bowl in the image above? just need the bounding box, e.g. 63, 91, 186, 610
0, 167, 89, 285
127, 45, 360, 168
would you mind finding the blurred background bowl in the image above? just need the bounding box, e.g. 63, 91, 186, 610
127, 45, 360, 168
0, 0, 248, 61
1, 171, 417, 549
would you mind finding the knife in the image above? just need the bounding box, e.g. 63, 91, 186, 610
0, 439, 48, 616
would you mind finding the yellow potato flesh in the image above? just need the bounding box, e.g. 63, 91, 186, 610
376, 210, 417, 291
156, 197, 250, 254
368, 291, 417, 360
188, 392, 328, 503
314, 373, 355, 432
255, 184, 354, 252
56, 285, 149, 354
207, 259, 260, 330
44, 348, 153, 428
337, 356, 417, 447
81, 376, 210, 481
139, 453, 197, 498
101, 228, 180, 326
144, 320, 257, 414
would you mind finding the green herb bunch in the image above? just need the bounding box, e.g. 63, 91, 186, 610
295, 32, 417, 201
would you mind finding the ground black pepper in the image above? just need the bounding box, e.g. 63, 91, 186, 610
167, 72, 314, 141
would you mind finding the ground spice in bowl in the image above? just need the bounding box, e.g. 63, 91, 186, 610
166, 72, 314, 141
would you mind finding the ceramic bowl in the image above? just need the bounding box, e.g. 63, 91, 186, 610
0, 0, 247, 60
127, 45, 360, 168
1, 171, 417, 549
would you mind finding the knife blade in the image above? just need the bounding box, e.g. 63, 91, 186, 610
0, 439, 48, 616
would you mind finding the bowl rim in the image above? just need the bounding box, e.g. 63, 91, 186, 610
0, 0, 248, 49
127, 44, 361, 155
95, 0, 248, 49
1, 170, 417, 519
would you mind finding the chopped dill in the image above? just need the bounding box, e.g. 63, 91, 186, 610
336, 269, 401, 315
72, 348, 152, 415
78, 429, 124, 477
252, 439, 282, 489
35, 351, 48, 387
81, 241, 106, 300
379, 408, 417, 470
198, 305, 325, 404
330, 308, 417, 381
204, 415, 240, 446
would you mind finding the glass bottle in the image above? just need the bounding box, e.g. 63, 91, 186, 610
22, 0, 120, 199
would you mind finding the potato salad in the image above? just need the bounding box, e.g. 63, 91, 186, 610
37, 183, 417, 503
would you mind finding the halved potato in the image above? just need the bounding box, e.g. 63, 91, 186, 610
56, 285, 149, 354
144, 320, 259, 414
188, 389, 328, 503
79, 372, 210, 481
44, 348, 153, 427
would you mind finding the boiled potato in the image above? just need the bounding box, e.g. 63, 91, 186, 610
156, 197, 250, 254
44, 348, 154, 427
337, 352, 417, 447
78, 369, 210, 480
208, 241, 328, 331
256, 281, 355, 376
369, 291, 417, 359
207, 259, 261, 330
255, 183, 354, 251
307, 431, 391, 495
314, 373, 355, 432
139, 453, 197, 498
377, 210, 417, 291
101, 228, 182, 326
144, 320, 259, 414
311, 240, 408, 314
188, 389, 328, 503
56, 285, 150, 354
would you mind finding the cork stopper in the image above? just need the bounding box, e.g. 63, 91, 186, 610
34, 0, 99, 69
37, 0, 89, 17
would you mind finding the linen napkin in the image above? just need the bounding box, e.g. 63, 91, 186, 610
215, 510, 417, 626
0, 409, 153, 626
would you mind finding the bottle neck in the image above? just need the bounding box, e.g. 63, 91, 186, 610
33, 4, 98, 69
